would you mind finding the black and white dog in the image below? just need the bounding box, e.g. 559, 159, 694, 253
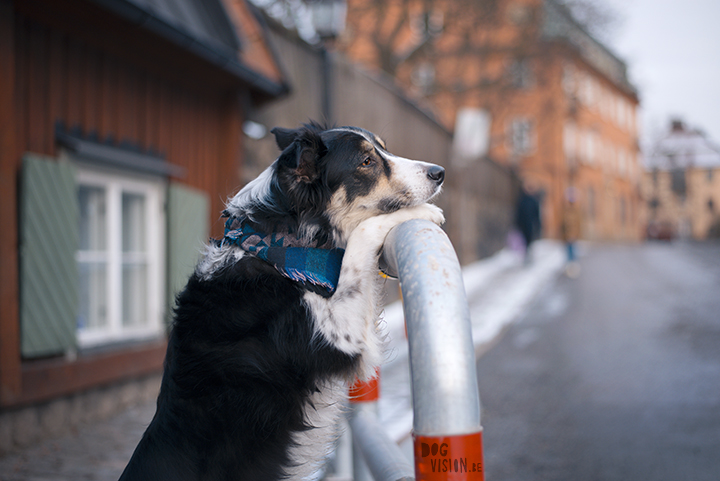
119, 123, 445, 480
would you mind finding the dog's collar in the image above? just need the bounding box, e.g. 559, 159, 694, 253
223, 216, 344, 295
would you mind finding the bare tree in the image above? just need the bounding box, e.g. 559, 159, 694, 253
555, 0, 621, 43
249, 0, 619, 129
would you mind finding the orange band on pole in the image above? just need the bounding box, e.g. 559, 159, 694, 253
413, 431, 484, 480
349, 369, 380, 403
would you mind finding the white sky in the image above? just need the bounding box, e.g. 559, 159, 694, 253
603, 0, 720, 145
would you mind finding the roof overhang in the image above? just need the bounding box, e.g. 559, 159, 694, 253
89, 0, 288, 99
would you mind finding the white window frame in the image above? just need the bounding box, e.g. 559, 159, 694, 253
508, 118, 536, 157
507, 59, 535, 89
75, 166, 166, 348
563, 121, 577, 165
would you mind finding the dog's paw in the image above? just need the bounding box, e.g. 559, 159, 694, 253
349, 204, 445, 249
374, 203, 444, 229
399, 203, 445, 226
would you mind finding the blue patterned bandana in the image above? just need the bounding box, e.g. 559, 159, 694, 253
223, 216, 345, 294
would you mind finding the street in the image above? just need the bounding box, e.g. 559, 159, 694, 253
476, 241, 720, 481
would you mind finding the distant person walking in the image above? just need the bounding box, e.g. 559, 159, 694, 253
561, 191, 582, 277
515, 182, 542, 264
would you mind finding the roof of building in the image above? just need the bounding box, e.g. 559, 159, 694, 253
542, 0, 636, 95
90, 0, 288, 98
645, 120, 720, 170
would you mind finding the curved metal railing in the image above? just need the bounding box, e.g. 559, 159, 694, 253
348, 219, 485, 481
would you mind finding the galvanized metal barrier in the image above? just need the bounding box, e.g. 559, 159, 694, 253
349, 219, 485, 481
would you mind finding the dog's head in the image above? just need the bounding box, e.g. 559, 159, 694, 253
226, 123, 444, 246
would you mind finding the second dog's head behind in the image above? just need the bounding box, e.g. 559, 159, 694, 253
226, 122, 445, 248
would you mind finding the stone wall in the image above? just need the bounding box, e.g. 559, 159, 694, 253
0, 375, 161, 456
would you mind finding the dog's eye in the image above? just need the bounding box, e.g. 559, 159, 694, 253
361, 157, 373, 167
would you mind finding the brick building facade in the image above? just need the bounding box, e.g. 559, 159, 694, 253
337, 0, 642, 241
643, 120, 720, 240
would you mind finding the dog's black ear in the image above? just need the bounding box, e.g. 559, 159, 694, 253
276, 127, 327, 183
271, 127, 298, 151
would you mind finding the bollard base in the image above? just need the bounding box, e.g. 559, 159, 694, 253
349, 370, 380, 403
413, 430, 484, 480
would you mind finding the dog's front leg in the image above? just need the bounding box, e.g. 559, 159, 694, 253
304, 204, 444, 380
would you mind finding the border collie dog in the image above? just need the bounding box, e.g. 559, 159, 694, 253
120, 123, 445, 481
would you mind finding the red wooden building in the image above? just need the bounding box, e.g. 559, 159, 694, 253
0, 0, 285, 447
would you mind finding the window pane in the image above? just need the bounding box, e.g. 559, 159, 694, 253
78, 186, 107, 251
122, 263, 148, 327
122, 193, 146, 252
78, 261, 108, 330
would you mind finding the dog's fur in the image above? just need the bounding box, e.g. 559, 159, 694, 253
119, 123, 445, 481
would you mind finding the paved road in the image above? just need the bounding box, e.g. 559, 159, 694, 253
476, 241, 720, 481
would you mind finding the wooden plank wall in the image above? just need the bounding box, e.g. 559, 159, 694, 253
0, 1, 22, 404
1, 6, 246, 406
12, 12, 244, 238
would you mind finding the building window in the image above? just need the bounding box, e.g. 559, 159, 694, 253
587, 187, 595, 220
563, 121, 577, 165
709, 198, 715, 213
508, 59, 534, 89
708, 169, 714, 182
76, 168, 165, 347
649, 197, 660, 211
411, 62, 436, 95
671, 168, 686, 200
562, 63, 576, 96
508, 118, 535, 157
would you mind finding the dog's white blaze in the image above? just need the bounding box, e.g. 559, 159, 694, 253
383, 152, 443, 203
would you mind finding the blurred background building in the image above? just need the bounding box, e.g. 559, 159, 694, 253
336, 0, 643, 242
643, 119, 720, 240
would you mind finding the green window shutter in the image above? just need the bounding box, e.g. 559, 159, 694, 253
19, 155, 79, 358
166, 183, 210, 323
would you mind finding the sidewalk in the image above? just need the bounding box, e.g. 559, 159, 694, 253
0, 399, 156, 481
0, 240, 565, 481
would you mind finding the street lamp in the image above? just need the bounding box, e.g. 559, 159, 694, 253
305, 0, 347, 123
306, 0, 347, 41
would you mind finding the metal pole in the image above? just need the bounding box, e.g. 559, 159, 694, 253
321, 45, 333, 124
349, 406, 415, 481
349, 373, 380, 481
382, 219, 485, 480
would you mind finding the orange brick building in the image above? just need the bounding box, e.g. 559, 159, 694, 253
338, 0, 642, 240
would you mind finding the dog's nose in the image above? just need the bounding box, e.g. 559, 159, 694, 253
427, 165, 445, 185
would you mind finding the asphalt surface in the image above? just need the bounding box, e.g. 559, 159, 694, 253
477, 241, 720, 481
